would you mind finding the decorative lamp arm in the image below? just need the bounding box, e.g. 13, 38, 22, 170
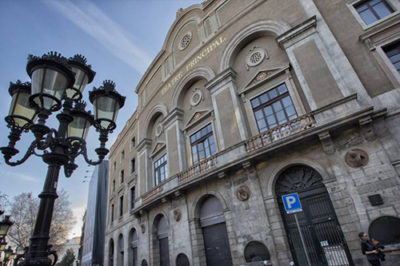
81, 130, 109, 165
1, 140, 38, 166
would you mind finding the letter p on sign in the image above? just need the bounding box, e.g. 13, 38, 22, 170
282, 193, 302, 214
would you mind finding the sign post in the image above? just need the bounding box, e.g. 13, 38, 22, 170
282, 193, 311, 266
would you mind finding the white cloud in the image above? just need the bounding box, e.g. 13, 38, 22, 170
42, 0, 152, 74
69, 205, 86, 238
0, 169, 39, 183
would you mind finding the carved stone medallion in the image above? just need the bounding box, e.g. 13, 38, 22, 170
236, 185, 251, 201
345, 148, 369, 168
173, 209, 182, 222
246, 47, 266, 69
179, 32, 192, 50
190, 89, 203, 107
155, 123, 163, 137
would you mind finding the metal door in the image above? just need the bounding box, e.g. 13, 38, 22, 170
202, 223, 233, 266
131, 247, 137, 266
159, 237, 170, 266
276, 166, 353, 266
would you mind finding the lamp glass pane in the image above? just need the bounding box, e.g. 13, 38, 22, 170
68, 115, 90, 140
9, 91, 36, 127
31, 68, 68, 109
66, 67, 89, 99
94, 96, 119, 129
0, 223, 9, 236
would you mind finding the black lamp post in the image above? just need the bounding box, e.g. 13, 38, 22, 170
0, 52, 125, 266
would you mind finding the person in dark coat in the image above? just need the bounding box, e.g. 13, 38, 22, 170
359, 232, 381, 266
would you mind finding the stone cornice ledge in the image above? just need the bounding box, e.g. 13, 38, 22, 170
311, 93, 358, 115
136, 138, 152, 152
359, 12, 400, 43
134, 107, 379, 215
277, 16, 317, 48
163, 107, 184, 128
205, 67, 237, 93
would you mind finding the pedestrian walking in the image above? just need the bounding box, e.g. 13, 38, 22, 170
359, 232, 382, 266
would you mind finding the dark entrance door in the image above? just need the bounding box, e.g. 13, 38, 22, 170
199, 195, 233, 266
276, 166, 353, 266
159, 237, 170, 266
176, 253, 190, 266
203, 223, 233, 266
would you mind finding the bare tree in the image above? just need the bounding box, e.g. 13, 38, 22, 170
0, 191, 8, 211
7, 189, 76, 252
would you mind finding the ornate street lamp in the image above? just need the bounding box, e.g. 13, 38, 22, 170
0, 51, 125, 266
0, 216, 13, 240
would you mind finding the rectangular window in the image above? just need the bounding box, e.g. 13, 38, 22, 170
119, 196, 124, 217
121, 150, 125, 161
111, 204, 114, 221
131, 137, 136, 150
190, 124, 216, 164
112, 180, 115, 192
130, 186, 135, 209
131, 158, 135, 173
113, 161, 116, 172
384, 40, 400, 74
251, 83, 298, 133
354, 0, 394, 25
154, 154, 168, 186
120, 170, 124, 184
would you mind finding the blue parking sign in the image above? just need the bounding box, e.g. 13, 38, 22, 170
282, 193, 302, 214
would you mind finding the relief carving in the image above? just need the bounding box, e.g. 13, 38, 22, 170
141, 224, 145, 234
237, 185, 251, 201
173, 209, 182, 222
345, 148, 369, 168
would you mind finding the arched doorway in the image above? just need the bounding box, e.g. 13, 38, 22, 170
154, 215, 170, 266
176, 253, 190, 266
129, 228, 138, 266
276, 165, 353, 265
109, 239, 114, 266
199, 195, 233, 266
118, 234, 124, 266
244, 241, 270, 263
369, 216, 400, 245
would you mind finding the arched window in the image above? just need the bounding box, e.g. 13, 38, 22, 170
109, 239, 114, 266
244, 241, 270, 262
141, 259, 148, 266
118, 234, 124, 266
199, 195, 232, 266
369, 216, 400, 245
129, 228, 138, 266
154, 215, 170, 266
276, 165, 352, 265
176, 253, 190, 266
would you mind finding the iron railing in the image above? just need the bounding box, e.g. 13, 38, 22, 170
177, 155, 218, 184
245, 114, 315, 153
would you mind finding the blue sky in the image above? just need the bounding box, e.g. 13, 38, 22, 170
0, 0, 201, 237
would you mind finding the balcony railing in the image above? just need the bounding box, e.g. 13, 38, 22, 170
142, 186, 163, 203
177, 155, 218, 184
139, 114, 315, 205
245, 114, 316, 153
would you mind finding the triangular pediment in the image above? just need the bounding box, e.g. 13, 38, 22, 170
185, 110, 210, 128
151, 142, 166, 156
244, 65, 289, 90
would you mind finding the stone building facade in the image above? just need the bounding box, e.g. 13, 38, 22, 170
105, 0, 400, 265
